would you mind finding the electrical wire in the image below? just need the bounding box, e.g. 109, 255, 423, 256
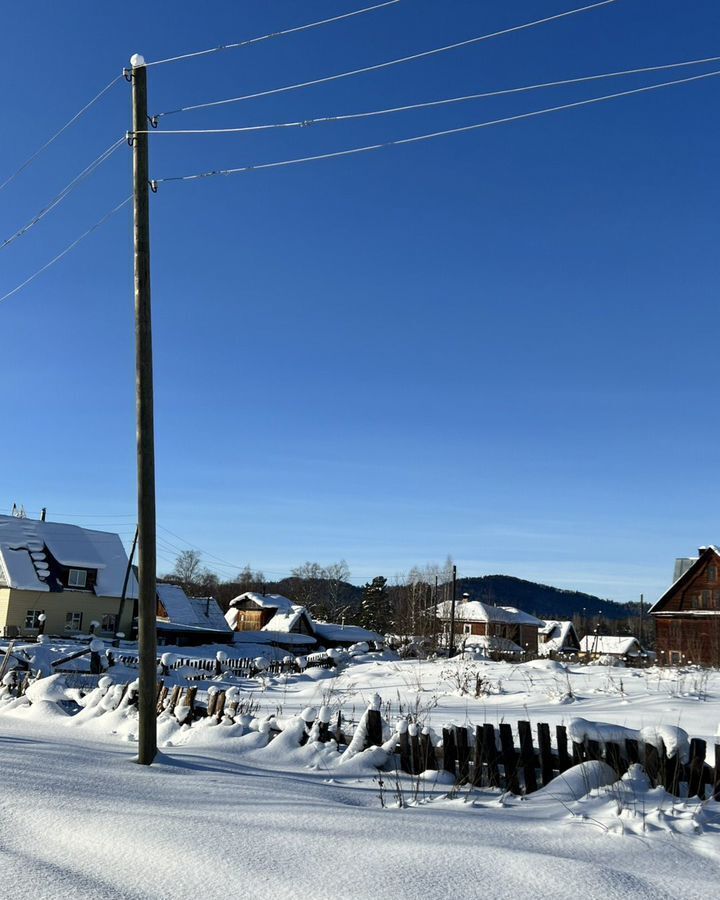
139, 54, 720, 138
154, 0, 619, 118
1, 138, 125, 251
153, 67, 720, 185
145, 0, 404, 68
0, 75, 122, 193
0, 196, 132, 307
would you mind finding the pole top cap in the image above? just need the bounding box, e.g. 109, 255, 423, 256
130, 53, 146, 68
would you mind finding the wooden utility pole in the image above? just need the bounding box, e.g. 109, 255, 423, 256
448, 564, 457, 657
130, 53, 157, 766
639, 593, 644, 646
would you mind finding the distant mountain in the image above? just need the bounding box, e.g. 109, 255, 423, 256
255, 572, 636, 623
455, 575, 636, 621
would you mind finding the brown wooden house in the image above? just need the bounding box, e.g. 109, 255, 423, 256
650, 546, 720, 667
436, 599, 542, 654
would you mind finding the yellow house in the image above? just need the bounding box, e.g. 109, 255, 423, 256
0, 514, 137, 638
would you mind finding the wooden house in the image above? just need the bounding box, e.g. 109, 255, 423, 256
436, 599, 542, 654
0, 514, 136, 638
650, 545, 720, 667
225, 593, 317, 653
538, 620, 581, 656
579, 634, 653, 663
224, 592, 384, 652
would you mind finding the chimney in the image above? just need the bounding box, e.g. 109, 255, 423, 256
40, 507, 46, 522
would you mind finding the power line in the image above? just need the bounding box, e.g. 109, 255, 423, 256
153, 67, 720, 185
1, 138, 125, 252
154, 0, 619, 119
0, 196, 132, 307
146, 0, 404, 68
0, 75, 122, 194
139, 54, 720, 138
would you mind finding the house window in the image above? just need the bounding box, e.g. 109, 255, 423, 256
670, 650, 681, 665
24, 610, 45, 629
708, 565, 718, 582
101, 614, 117, 633
463, 623, 472, 635
65, 612, 83, 631
68, 569, 87, 589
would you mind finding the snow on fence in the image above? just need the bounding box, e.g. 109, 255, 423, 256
69, 674, 720, 801
106, 651, 336, 678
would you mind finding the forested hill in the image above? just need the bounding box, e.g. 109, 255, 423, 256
456, 575, 637, 621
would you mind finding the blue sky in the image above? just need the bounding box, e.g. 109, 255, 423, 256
2, 0, 719, 602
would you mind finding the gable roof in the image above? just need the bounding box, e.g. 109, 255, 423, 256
157, 583, 228, 631
261, 606, 310, 633
436, 599, 542, 627
0, 514, 137, 598
650, 546, 720, 614
579, 635, 642, 656
228, 592, 295, 612
313, 622, 384, 644
537, 620, 579, 655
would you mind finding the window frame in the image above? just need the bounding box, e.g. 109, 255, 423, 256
24, 609, 45, 629
101, 613, 117, 634
68, 568, 88, 589
65, 611, 83, 631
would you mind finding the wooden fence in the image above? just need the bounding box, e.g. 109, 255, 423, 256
144, 683, 720, 801
106, 651, 336, 678
384, 714, 720, 801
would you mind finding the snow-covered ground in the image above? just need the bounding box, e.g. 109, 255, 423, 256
1, 651, 720, 898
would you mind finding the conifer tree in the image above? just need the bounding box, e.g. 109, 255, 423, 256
359, 576, 391, 633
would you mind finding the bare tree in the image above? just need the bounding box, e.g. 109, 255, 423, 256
324, 560, 351, 621
172, 550, 203, 585
288, 562, 328, 615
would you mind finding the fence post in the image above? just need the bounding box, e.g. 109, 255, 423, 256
537, 723, 554, 786
419, 727, 437, 771
499, 723, 519, 794
483, 724, 501, 788
604, 741, 624, 778
472, 726, 484, 787
644, 741, 660, 786
687, 738, 706, 798
409, 723, 421, 776
156, 684, 168, 715
365, 707, 383, 748
399, 719, 411, 773
442, 727, 457, 778
454, 726, 470, 783
517, 720, 538, 794
555, 725, 571, 773
625, 738, 640, 766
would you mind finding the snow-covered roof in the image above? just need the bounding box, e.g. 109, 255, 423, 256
228, 592, 295, 612
157, 583, 228, 631
188, 597, 228, 631
579, 635, 642, 656
0, 514, 136, 598
313, 622, 383, 644
261, 606, 308, 633
436, 600, 542, 627
538, 620, 578, 656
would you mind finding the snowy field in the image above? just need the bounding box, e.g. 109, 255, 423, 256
1, 651, 720, 898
